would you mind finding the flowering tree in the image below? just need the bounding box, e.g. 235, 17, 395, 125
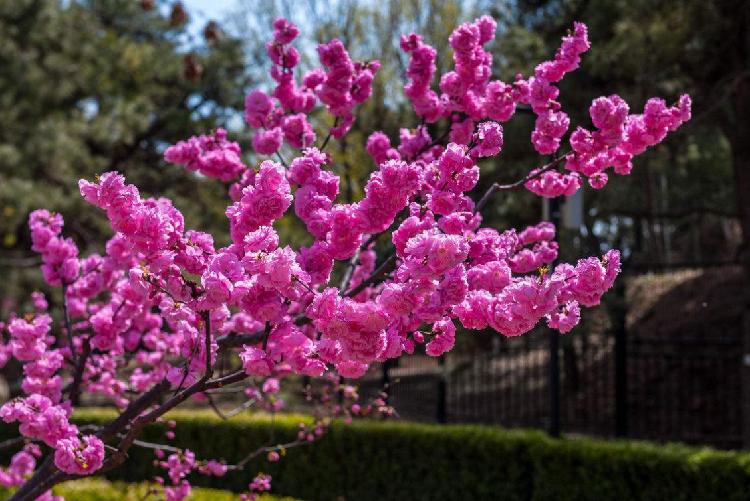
0, 14, 690, 501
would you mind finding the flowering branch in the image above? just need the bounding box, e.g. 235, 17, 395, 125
1, 14, 691, 501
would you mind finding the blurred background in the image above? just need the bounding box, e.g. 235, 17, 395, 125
0, 0, 746, 449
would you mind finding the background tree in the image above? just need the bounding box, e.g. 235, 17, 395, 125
0, 0, 252, 310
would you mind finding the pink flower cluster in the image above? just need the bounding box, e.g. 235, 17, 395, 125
527, 93, 692, 197
245, 18, 315, 154
0, 444, 40, 488
526, 22, 590, 155
0, 394, 104, 474
1, 309, 106, 476
29, 209, 79, 286
53, 435, 105, 475
246, 18, 379, 156
164, 128, 246, 182
316, 39, 380, 138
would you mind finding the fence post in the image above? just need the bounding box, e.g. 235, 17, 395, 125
742, 312, 750, 448
548, 330, 561, 437
613, 281, 628, 437
437, 355, 447, 423
381, 359, 392, 403
548, 196, 562, 437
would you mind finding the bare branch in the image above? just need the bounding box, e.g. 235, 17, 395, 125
227, 438, 312, 471
474, 154, 568, 213
319, 116, 340, 151
339, 247, 361, 294
202, 311, 212, 378
275, 150, 288, 167
68, 338, 91, 405
345, 252, 396, 297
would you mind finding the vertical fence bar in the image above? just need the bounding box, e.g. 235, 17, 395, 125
381, 360, 392, 403
548, 330, 561, 437
615, 304, 628, 437
614, 284, 628, 437
437, 354, 447, 423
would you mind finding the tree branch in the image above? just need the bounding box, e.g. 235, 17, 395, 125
60, 283, 77, 367
319, 116, 340, 151
202, 311, 212, 378
345, 253, 396, 297
474, 154, 568, 213
338, 248, 361, 294
67, 338, 91, 405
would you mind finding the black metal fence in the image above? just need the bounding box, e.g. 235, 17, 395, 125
357, 263, 744, 449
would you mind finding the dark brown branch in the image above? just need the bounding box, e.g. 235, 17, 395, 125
60, 283, 77, 367
227, 438, 311, 471
216, 330, 266, 349
474, 154, 568, 213
205, 393, 227, 420
0, 436, 29, 452
262, 322, 271, 351
275, 150, 288, 168
345, 253, 396, 297
68, 338, 91, 405
339, 248, 361, 294
202, 311, 212, 378
319, 116, 340, 151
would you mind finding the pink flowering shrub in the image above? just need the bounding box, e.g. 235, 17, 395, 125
0, 15, 689, 501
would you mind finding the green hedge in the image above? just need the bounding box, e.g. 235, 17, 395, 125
2, 409, 750, 501
0, 478, 296, 501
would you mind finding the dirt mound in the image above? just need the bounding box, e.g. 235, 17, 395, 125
627, 265, 744, 340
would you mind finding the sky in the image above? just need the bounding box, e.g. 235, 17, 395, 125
181, 0, 237, 37
182, 0, 236, 18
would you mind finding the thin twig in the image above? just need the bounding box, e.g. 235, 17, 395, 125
132, 439, 182, 454
339, 248, 361, 294
275, 151, 288, 167
227, 438, 311, 471
319, 116, 340, 151
205, 393, 227, 420
68, 338, 91, 405
223, 399, 257, 418
345, 253, 396, 297
202, 311, 212, 378
473, 154, 568, 213
0, 436, 28, 452
216, 329, 266, 349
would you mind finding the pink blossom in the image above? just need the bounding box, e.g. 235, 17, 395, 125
240, 347, 274, 376
165, 480, 191, 501
425, 318, 456, 357
245, 90, 274, 128
547, 301, 581, 333
164, 128, 246, 182
471, 122, 504, 157
53, 435, 105, 474
262, 378, 280, 394
252, 127, 283, 155
281, 113, 315, 148
272, 18, 299, 44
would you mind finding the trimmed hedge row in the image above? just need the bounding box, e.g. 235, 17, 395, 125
0, 478, 296, 501
3, 409, 750, 501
